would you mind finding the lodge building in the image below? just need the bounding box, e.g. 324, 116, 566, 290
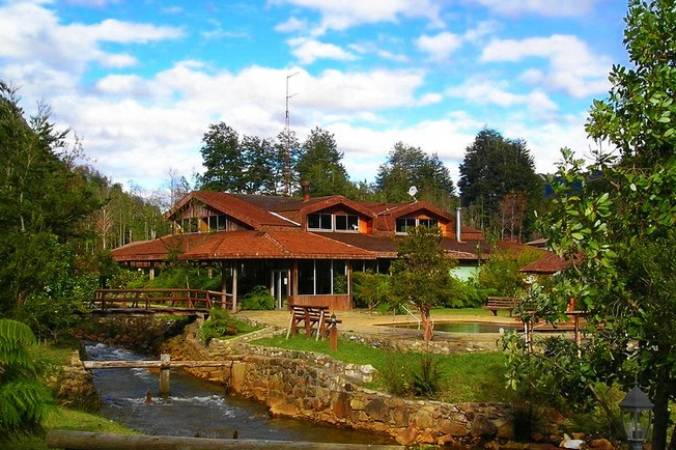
111, 191, 488, 311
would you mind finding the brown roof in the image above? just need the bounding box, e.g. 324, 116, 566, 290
111, 230, 374, 262
315, 232, 489, 260
519, 252, 571, 274
166, 192, 298, 229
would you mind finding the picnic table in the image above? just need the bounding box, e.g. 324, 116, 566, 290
286, 305, 341, 341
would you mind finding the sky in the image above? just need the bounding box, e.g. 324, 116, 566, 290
0, 0, 629, 191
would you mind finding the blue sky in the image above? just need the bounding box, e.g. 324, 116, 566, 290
0, 0, 629, 191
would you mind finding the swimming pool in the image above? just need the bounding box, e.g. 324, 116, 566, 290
382, 320, 520, 334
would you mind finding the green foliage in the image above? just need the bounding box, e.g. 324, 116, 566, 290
410, 352, 442, 398
198, 308, 256, 343
390, 226, 455, 324
375, 142, 455, 207
478, 247, 542, 297
198, 123, 245, 192
0, 319, 52, 437
458, 128, 542, 235
241, 285, 275, 310
352, 271, 391, 311
380, 353, 408, 396
333, 274, 347, 295
443, 276, 491, 308
296, 127, 356, 197
144, 265, 221, 291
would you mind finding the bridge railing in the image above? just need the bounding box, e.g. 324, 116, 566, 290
92, 288, 232, 312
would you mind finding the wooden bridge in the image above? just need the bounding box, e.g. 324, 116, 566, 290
91, 288, 233, 314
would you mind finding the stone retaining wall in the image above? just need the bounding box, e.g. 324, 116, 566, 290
162, 323, 514, 446
46, 351, 99, 411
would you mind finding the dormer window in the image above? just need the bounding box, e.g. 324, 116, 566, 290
308, 212, 359, 232
208, 215, 228, 231
335, 214, 358, 231
396, 216, 438, 234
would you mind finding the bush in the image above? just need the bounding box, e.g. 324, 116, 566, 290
380, 353, 408, 396
410, 352, 443, 397
0, 319, 52, 438
143, 266, 221, 291
353, 271, 390, 311
478, 248, 542, 297
241, 285, 274, 310
442, 276, 494, 308
198, 308, 256, 343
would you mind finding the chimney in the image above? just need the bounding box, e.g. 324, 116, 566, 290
300, 180, 311, 201
456, 207, 463, 242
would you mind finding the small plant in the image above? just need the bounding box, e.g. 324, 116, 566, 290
410, 352, 442, 397
198, 308, 256, 343
353, 271, 390, 312
241, 285, 275, 310
380, 353, 408, 396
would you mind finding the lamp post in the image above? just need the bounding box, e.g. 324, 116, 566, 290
619, 385, 654, 450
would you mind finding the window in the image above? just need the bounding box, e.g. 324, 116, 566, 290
307, 213, 332, 230
209, 215, 227, 231
189, 217, 198, 232
315, 260, 332, 294
418, 218, 437, 229
298, 260, 315, 295
335, 214, 359, 232
395, 217, 416, 233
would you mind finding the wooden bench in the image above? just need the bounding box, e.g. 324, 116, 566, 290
483, 296, 517, 316
286, 306, 341, 340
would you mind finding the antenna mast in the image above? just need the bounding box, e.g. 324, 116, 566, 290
284, 72, 299, 196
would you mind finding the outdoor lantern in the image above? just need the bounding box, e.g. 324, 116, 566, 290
619, 385, 654, 450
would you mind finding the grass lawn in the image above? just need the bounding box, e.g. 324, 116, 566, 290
253, 334, 508, 403
3, 406, 136, 450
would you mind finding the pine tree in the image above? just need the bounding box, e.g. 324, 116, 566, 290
198, 123, 245, 192
296, 127, 354, 197
241, 135, 276, 194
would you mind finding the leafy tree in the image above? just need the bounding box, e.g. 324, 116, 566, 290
0, 82, 100, 312
296, 127, 355, 197
198, 123, 244, 192
458, 129, 541, 234
0, 319, 52, 437
241, 135, 275, 194
390, 226, 455, 342
353, 271, 391, 312
376, 142, 455, 207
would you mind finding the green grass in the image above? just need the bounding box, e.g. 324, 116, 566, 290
3, 407, 136, 450
253, 334, 508, 403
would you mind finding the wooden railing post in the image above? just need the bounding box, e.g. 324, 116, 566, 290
159, 353, 170, 396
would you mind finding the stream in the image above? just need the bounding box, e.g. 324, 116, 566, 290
85, 342, 393, 445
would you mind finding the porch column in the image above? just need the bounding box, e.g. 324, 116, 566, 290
291, 261, 299, 296
231, 261, 238, 312
149, 267, 155, 280
220, 261, 228, 308
347, 261, 352, 296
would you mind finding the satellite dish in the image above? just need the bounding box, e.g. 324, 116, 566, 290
408, 186, 418, 199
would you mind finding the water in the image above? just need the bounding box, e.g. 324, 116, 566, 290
85, 342, 392, 444
386, 321, 519, 333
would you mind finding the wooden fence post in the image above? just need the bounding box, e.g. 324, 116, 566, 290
159, 353, 170, 396
328, 314, 338, 352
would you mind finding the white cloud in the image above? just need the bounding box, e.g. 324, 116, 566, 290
481, 34, 611, 97
273, 0, 443, 34
446, 79, 557, 113
288, 38, 357, 64
274, 16, 308, 33
416, 32, 462, 61
417, 92, 443, 106
0, 1, 183, 72
201, 28, 249, 40
472, 0, 600, 17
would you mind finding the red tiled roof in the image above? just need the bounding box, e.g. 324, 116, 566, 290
519, 252, 571, 274
166, 192, 298, 229
111, 230, 374, 262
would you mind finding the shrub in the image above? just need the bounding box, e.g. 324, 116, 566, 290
0, 319, 52, 437
380, 353, 408, 396
410, 352, 442, 397
198, 308, 255, 343
144, 266, 221, 291
353, 271, 390, 311
241, 285, 275, 310
443, 276, 494, 308
478, 248, 542, 297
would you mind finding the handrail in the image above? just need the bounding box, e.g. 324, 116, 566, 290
401, 304, 421, 330
92, 288, 232, 311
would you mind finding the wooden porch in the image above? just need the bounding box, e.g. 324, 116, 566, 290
287, 294, 353, 311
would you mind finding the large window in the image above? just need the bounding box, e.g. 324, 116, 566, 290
297, 260, 348, 295
298, 260, 315, 295
335, 214, 359, 231
208, 215, 227, 231
180, 218, 198, 232
396, 216, 438, 234
307, 213, 332, 230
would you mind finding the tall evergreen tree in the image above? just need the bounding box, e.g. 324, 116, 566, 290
376, 142, 455, 207
241, 135, 275, 194
296, 127, 354, 197
198, 123, 244, 192
458, 129, 541, 232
